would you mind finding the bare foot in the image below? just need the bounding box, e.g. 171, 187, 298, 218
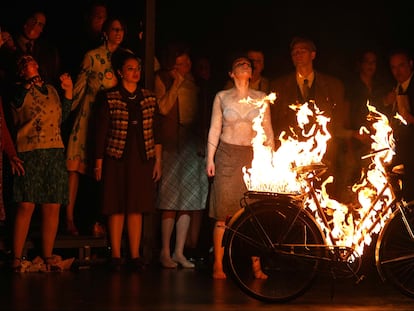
252, 256, 268, 280
213, 263, 227, 279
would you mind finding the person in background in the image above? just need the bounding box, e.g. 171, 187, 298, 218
61, 0, 108, 78
94, 50, 162, 271
224, 48, 270, 94
383, 49, 414, 202
206, 54, 274, 279
0, 96, 25, 222
184, 54, 217, 262
12, 10, 61, 87
155, 43, 209, 269
270, 36, 348, 201
344, 49, 392, 186
0, 31, 25, 224
10, 54, 72, 271
65, 16, 127, 236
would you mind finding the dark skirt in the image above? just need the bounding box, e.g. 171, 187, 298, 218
13, 148, 69, 204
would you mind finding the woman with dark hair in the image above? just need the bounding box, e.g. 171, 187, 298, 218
94, 50, 162, 271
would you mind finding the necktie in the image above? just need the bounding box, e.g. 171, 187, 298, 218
398, 84, 404, 95
303, 79, 310, 102
25, 41, 33, 54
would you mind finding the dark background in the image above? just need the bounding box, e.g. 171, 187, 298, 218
0, 0, 411, 83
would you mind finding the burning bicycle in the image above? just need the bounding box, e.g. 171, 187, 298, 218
222, 98, 414, 302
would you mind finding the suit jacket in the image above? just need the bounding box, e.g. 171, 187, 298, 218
269, 71, 347, 182
398, 77, 414, 200
270, 71, 346, 139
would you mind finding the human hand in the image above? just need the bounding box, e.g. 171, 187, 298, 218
152, 160, 162, 182
169, 68, 184, 81
60, 73, 73, 91
0, 30, 15, 50
383, 89, 396, 107
10, 155, 25, 176
94, 167, 102, 181
206, 162, 215, 177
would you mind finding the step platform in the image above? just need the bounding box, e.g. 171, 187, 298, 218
23, 234, 109, 263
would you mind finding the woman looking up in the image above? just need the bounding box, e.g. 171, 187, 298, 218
206, 55, 274, 279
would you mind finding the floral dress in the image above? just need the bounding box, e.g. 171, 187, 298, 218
66, 44, 117, 175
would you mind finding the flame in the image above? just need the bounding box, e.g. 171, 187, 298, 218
243, 98, 397, 258
244, 99, 331, 193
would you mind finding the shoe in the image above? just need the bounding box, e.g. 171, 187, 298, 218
128, 257, 146, 272
44, 255, 63, 272
108, 257, 123, 272
172, 254, 195, 269
66, 220, 79, 236
160, 255, 178, 269
93, 222, 106, 237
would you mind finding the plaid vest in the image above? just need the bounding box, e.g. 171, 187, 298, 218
105, 88, 157, 160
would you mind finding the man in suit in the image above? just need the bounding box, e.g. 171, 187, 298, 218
384, 49, 414, 202
270, 36, 350, 201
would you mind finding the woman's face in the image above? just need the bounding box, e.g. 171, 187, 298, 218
359, 51, 377, 77
229, 57, 252, 80
18, 55, 39, 79
120, 57, 141, 84
106, 20, 124, 46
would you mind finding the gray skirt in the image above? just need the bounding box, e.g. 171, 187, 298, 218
208, 141, 253, 221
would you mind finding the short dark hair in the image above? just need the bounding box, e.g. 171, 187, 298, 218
290, 36, 317, 52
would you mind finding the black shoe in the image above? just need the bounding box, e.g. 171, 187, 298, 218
108, 257, 123, 272
128, 257, 146, 272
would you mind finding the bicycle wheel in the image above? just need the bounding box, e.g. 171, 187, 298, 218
223, 198, 324, 303
376, 207, 414, 298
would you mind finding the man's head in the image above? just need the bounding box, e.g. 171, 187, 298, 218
22, 11, 46, 41
389, 49, 413, 84
247, 49, 265, 78
290, 36, 316, 70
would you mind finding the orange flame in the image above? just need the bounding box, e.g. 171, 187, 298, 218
243, 99, 331, 193
244, 99, 396, 257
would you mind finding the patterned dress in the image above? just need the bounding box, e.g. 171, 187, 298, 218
11, 84, 72, 204
66, 44, 118, 175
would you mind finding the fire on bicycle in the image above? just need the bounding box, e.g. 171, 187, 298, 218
223, 98, 414, 303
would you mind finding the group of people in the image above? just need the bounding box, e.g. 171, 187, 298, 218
1, 3, 414, 280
